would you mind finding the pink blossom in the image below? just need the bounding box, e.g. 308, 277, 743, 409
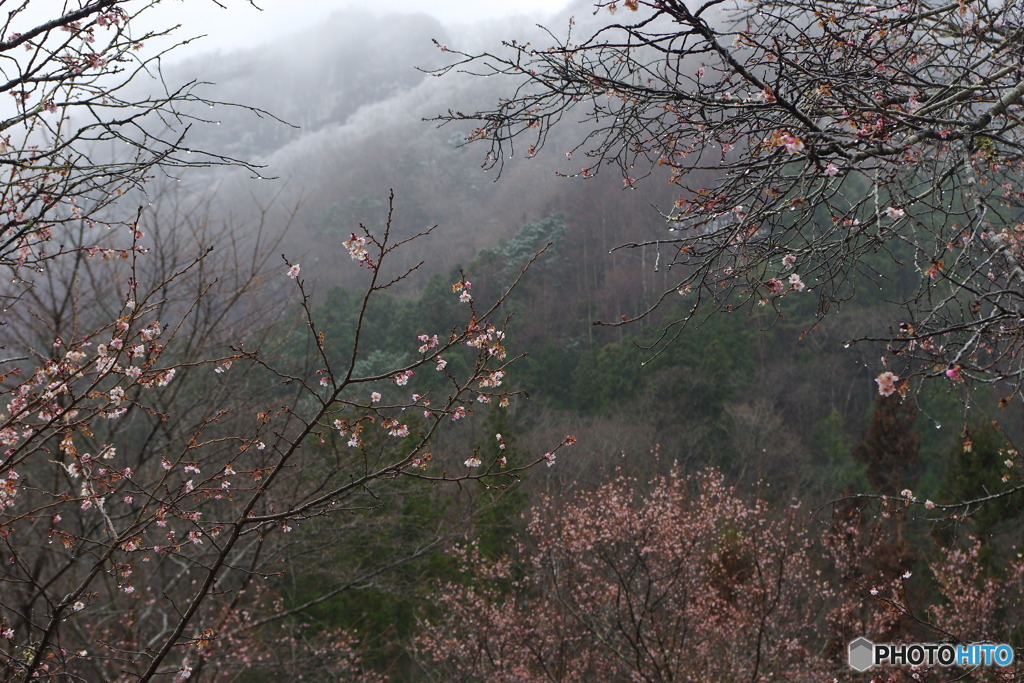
287, 264, 300, 279
945, 365, 963, 382
343, 234, 370, 263
824, 162, 839, 176
875, 371, 900, 396
453, 280, 473, 303
140, 322, 161, 341
885, 206, 905, 220
417, 334, 439, 353
782, 135, 805, 154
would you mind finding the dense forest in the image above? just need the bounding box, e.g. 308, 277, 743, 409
1, 1, 1023, 681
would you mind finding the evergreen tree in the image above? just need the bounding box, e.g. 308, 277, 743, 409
853, 396, 921, 495
940, 421, 1024, 542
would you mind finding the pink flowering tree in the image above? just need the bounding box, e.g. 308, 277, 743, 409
826, 510, 1024, 680
0, 3, 564, 679
435, 0, 1024, 400
418, 468, 833, 680
420, 468, 1024, 680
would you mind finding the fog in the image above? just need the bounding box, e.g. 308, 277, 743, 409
138, 0, 668, 292
150, 0, 574, 56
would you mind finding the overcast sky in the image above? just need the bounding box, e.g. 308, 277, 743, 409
147, 0, 574, 57
12, 1, 574, 63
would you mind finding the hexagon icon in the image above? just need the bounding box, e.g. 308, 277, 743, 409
848, 637, 875, 672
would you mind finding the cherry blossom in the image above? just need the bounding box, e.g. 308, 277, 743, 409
452, 280, 473, 303
781, 134, 805, 154
343, 233, 371, 265
875, 371, 900, 396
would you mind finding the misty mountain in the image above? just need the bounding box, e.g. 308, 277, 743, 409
137, 4, 679, 296
172, 10, 451, 161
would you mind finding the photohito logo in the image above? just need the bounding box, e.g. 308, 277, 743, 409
849, 637, 1015, 672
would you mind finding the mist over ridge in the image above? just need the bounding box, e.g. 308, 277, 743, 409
153, 3, 670, 290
